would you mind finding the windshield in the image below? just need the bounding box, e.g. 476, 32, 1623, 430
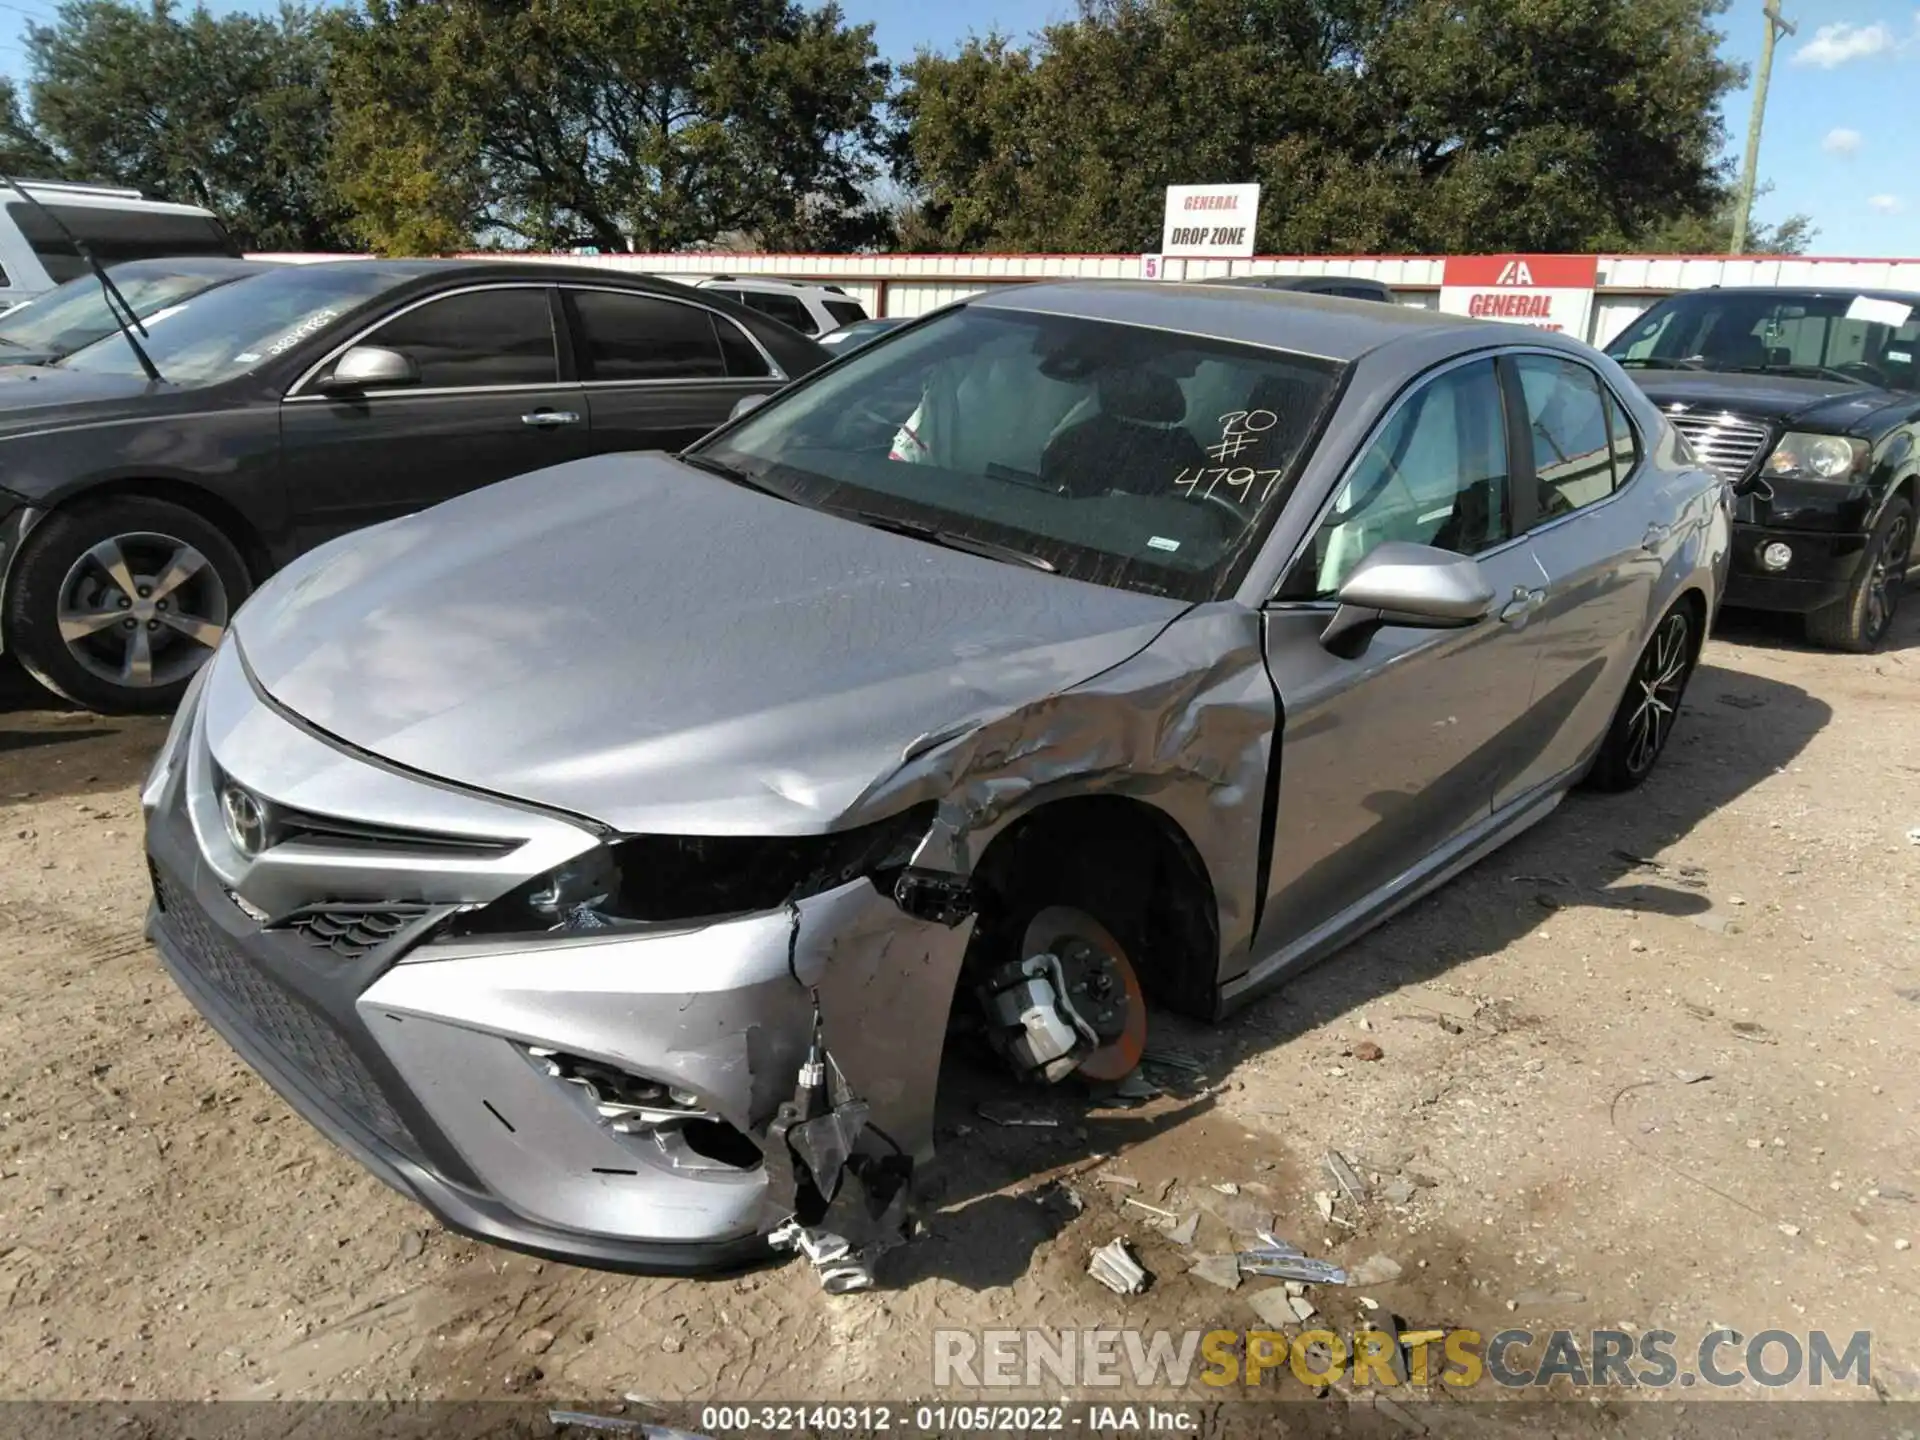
57, 265, 408, 384
693, 304, 1345, 601
0, 269, 234, 356
1604, 291, 1920, 393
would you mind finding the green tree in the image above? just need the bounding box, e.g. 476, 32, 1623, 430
893, 0, 1746, 256
7, 0, 349, 252
326, 0, 892, 256
1637, 182, 1817, 255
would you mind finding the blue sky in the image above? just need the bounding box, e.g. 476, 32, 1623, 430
3, 0, 1914, 258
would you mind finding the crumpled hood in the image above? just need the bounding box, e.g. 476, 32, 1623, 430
236, 453, 1186, 835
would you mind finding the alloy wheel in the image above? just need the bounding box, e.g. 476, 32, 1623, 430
55, 531, 229, 690
1866, 512, 1910, 643
1624, 610, 1691, 778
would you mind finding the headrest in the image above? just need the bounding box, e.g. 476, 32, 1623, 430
1098, 369, 1187, 425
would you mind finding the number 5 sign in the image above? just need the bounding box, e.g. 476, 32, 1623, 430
1140, 253, 1164, 280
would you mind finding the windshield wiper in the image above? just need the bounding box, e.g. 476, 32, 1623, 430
850, 511, 1056, 573
678, 452, 798, 502
0, 169, 162, 383
1722, 363, 1868, 385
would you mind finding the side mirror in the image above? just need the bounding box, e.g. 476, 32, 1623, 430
316, 345, 419, 394
729, 393, 772, 421
1319, 541, 1495, 657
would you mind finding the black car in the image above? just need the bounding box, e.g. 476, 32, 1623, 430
1603, 287, 1919, 651
0, 259, 826, 712
0, 257, 276, 368
1201, 274, 1397, 303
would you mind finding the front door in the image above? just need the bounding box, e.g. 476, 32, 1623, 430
559, 286, 783, 454
1256, 355, 1550, 964
278, 284, 589, 553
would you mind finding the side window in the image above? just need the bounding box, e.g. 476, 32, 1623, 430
565, 289, 725, 380
712, 317, 772, 378
1299, 359, 1511, 596
744, 290, 817, 334
361, 288, 557, 388
1515, 355, 1615, 520
1602, 388, 1640, 487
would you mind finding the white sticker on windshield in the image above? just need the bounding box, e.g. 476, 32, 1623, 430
1146, 536, 1181, 552
1889, 350, 1913, 364
233, 352, 262, 363
1845, 296, 1912, 328
267, 307, 343, 357
142, 303, 190, 326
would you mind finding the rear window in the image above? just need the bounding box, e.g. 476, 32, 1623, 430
7, 203, 239, 284
824, 299, 868, 327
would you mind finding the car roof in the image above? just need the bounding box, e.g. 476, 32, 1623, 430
101, 256, 281, 279
1663, 285, 1920, 305
282, 257, 742, 291
965, 279, 1533, 363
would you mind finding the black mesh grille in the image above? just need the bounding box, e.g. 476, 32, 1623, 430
154, 874, 422, 1161
279, 905, 431, 962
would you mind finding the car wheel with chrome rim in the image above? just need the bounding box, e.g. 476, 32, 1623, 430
3, 496, 250, 714
1805, 496, 1912, 654
1585, 600, 1699, 794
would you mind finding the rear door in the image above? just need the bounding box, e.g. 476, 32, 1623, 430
561, 285, 786, 454
278, 283, 589, 550
1495, 352, 1661, 807
1257, 355, 1550, 960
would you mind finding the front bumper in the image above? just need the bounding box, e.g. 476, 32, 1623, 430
1723, 521, 1870, 614
142, 643, 973, 1271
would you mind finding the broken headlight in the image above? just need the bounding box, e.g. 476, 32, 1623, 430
452, 803, 938, 937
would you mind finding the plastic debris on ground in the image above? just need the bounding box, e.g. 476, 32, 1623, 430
1326, 1150, 1369, 1206
1087, 1238, 1149, 1295
1245, 1287, 1297, 1329
1189, 1254, 1242, 1291
1163, 1211, 1200, 1246
976, 1102, 1059, 1127
768, 1220, 875, 1293
1348, 1253, 1404, 1286
1237, 1230, 1349, 1285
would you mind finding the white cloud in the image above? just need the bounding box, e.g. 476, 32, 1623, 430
1822, 127, 1863, 155
1867, 194, 1905, 214
1792, 22, 1895, 67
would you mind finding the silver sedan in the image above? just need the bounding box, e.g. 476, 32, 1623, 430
140, 282, 1729, 1280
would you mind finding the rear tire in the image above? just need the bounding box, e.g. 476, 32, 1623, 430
4, 496, 249, 714
1585, 601, 1699, 794
1804, 497, 1911, 653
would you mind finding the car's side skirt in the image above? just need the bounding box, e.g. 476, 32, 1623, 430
1215, 767, 1579, 1016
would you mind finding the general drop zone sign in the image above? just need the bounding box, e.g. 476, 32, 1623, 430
1161, 184, 1261, 259
1439, 255, 1599, 336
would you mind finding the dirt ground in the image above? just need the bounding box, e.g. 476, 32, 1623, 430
1, 606, 1916, 1421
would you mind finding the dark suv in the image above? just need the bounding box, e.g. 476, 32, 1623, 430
1603, 287, 1918, 651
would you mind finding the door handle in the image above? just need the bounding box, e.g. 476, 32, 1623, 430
521, 409, 580, 428
1641, 522, 1671, 553
1499, 585, 1544, 625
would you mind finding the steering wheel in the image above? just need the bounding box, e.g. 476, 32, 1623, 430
1185, 487, 1249, 534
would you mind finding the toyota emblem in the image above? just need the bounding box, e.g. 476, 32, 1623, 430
220, 784, 269, 858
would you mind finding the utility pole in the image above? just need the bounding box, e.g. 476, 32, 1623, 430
1731, 0, 1797, 255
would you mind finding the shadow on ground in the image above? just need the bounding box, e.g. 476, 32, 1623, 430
0, 658, 171, 801
896, 653, 1833, 1288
